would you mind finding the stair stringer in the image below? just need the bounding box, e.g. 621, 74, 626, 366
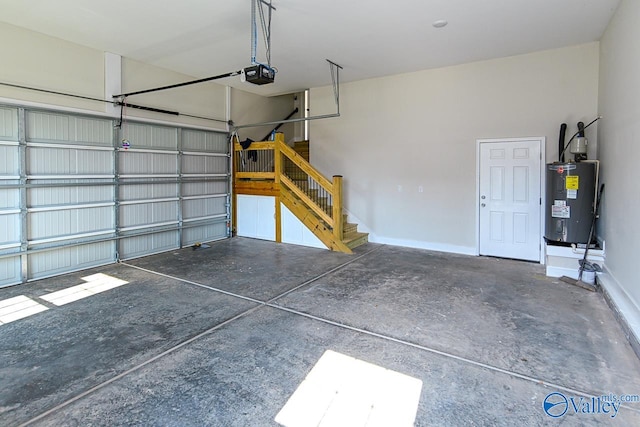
280, 186, 353, 254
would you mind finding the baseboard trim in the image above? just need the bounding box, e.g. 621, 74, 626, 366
598, 267, 640, 359
369, 235, 476, 256
342, 210, 484, 257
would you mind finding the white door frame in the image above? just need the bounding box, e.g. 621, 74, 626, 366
475, 137, 546, 264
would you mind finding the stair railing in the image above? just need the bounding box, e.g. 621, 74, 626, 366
233, 133, 343, 242
234, 139, 275, 179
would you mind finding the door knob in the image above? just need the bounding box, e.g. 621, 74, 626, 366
481, 203, 486, 207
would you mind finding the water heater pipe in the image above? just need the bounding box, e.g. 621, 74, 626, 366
558, 123, 567, 162
581, 160, 601, 214
559, 116, 602, 160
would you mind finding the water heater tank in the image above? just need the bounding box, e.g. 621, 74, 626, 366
545, 162, 596, 244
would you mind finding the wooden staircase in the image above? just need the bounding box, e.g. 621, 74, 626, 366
281, 172, 369, 252
234, 135, 368, 253
342, 215, 369, 249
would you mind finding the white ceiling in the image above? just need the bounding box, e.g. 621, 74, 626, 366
0, 0, 620, 97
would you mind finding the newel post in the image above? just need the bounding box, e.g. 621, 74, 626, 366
273, 134, 283, 242
274, 134, 282, 185
332, 175, 344, 241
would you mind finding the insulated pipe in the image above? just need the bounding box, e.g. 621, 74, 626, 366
558, 123, 567, 162
261, 107, 299, 141
581, 159, 601, 214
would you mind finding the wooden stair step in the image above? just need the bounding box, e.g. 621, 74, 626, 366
280, 186, 352, 254
343, 222, 358, 235
281, 181, 367, 251
343, 231, 369, 249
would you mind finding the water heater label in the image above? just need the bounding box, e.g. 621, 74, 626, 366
567, 189, 578, 199
552, 205, 571, 218
565, 175, 579, 190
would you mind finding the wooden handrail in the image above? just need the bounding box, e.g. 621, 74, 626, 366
234, 141, 275, 151
278, 141, 333, 191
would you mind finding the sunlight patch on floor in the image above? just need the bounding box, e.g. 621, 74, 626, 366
275, 350, 422, 427
40, 273, 129, 306
0, 295, 49, 325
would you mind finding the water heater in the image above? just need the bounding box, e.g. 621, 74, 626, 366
545, 162, 596, 244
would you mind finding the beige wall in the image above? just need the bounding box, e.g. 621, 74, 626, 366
120, 57, 227, 129
310, 43, 600, 253
230, 89, 295, 142
0, 22, 104, 112
598, 0, 640, 331
0, 21, 290, 133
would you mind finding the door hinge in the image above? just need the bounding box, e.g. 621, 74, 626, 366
540, 197, 542, 205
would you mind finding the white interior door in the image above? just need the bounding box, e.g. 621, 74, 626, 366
479, 139, 542, 261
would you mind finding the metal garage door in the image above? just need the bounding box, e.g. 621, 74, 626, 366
0, 106, 230, 287
0, 107, 21, 287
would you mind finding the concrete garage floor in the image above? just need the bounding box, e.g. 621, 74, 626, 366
1, 238, 640, 426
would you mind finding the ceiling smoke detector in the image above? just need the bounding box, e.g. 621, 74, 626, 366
432, 20, 448, 28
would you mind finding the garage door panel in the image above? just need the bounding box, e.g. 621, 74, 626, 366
0, 213, 20, 244
182, 181, 227, 197
182, 155, 227, 174
29, 206, 115, 241
119, 182, 178, 200
182, 222, 227, 246
28, 241, 115, 280
28, 183, 113, 207
119, 231, 179, 260
119, 201, 179, 229
0, 183, 19, 209
182, 129, 227, 153
183, 197, 226, 220
27, 147, 112, 175
0, 145, 19, 175
0, 256, 21, 288
119, 152, 177, 175
125, 123, 177, 150
26, 111, 112, 146
0, 107, 18, 139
